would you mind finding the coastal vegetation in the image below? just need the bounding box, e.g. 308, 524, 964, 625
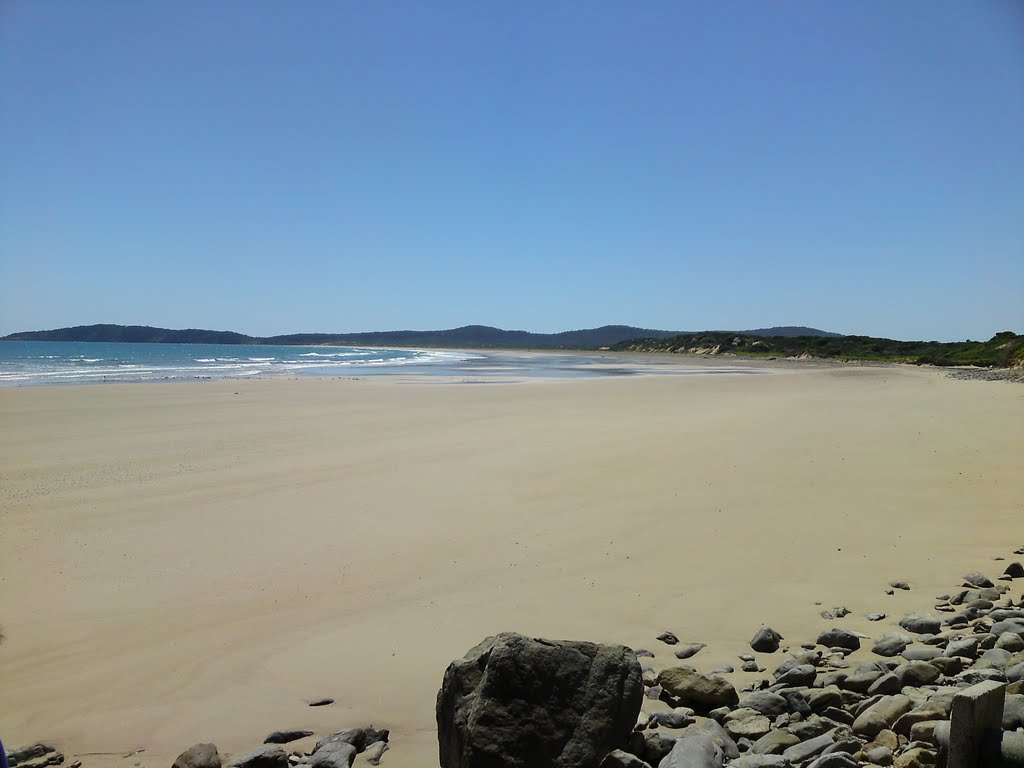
613, 331, 1024, 368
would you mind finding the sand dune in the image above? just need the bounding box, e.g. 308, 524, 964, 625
1, 362, 1021, 766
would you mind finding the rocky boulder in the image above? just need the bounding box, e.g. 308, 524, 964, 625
656, 667, 740, 710
658, 731, 724, 768
172, 744, 221, 768
817, 628, 861, 652
264, 731, 313, 745
225, 747, 288, 768
437, 632, 643, 768
314, 727, 389, 755
738, 691, 788, 717
598, 751, 650, 768
750, 627, 784, 653
898, 615, 941, 635
308, 744, 356, 768
852, 695, 913, 739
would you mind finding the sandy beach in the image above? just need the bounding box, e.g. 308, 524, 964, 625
1, 361, 1022, 767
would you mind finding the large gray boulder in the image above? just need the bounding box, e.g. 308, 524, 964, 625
437, 632, 643, 768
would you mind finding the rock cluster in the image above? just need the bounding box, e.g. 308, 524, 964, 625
6, 745, 74, 768
8, 723, 390, 768
435, 557, 1024, 767
614, 560, 1024, 768
171, 727, 390, 768
9, 555, 1024, 768
946, 367, 1024, 384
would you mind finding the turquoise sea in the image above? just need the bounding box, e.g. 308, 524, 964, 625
0, 341, 766, 386
0, 341, 476, 385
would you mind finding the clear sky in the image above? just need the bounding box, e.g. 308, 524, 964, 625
1, 1, 1022, 341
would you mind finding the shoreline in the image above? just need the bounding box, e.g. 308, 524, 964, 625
2, 365, 1021, 767
0, 344, 783, 389
3, 338, 1021, 389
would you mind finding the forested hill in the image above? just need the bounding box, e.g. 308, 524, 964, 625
1, 323, 837, 349
265, 324, 683, 348
0, 324, 257, 345
613, 331, 1024, 368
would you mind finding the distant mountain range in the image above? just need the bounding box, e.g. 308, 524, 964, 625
6, 324, 1020, 367
1, 323, 841, 349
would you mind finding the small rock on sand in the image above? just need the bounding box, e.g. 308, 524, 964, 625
674, 642, 706, 659
173, 744, 221, 768
264, 732, 314, 745
963, 571, 994, 588
750, 627, 784, 653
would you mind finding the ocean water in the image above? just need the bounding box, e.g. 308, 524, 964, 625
0, 341, 766, 386
0, 341, 483, 386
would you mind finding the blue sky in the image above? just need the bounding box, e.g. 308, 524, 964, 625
1, 1, 1021, 341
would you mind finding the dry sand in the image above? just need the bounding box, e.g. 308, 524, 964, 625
1, 361, 1022, 767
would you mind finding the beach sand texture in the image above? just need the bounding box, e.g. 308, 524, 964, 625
1, 363, 1022, 766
